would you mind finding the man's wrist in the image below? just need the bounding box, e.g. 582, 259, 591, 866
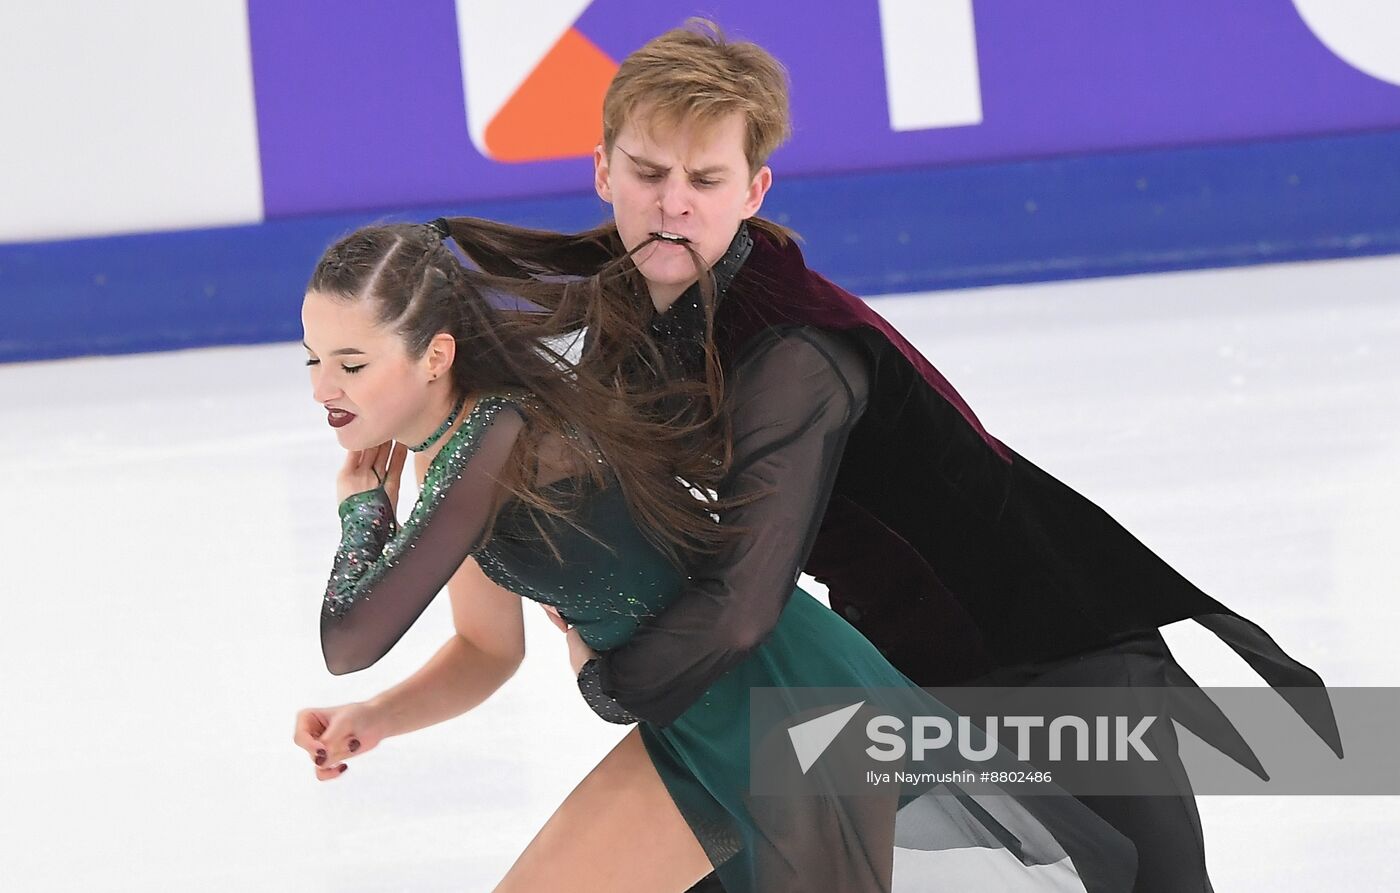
577, 658, 640, 725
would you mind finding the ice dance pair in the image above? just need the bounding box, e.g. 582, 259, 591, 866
294, 20, 1339, 892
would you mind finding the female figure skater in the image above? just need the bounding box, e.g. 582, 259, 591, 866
292, 221, 1136, 891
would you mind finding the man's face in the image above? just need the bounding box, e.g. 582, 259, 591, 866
594, 110, 772, 310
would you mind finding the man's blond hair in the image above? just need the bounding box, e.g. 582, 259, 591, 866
602, 19, 792, 173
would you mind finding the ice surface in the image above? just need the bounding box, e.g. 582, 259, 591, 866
2, 254, 1396, 890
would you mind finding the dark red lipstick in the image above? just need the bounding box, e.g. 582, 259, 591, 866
327, 408, 356, 428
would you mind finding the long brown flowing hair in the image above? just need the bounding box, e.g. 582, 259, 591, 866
306, 219, 782, 566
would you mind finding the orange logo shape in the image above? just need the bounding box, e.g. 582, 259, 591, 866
483, 28, 617, 163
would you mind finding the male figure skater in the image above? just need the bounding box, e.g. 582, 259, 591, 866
523, 21, 1340, 892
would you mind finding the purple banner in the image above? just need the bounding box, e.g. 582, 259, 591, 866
248, 0, 1400, 218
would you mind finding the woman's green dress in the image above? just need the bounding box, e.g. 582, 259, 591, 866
320, 393, 1136, 892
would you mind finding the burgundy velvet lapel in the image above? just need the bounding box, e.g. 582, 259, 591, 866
718, 226, 1012, 464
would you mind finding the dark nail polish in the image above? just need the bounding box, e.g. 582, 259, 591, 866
348, 739, 360, 753
315, 754, 326, 766
338, 763, 348, 774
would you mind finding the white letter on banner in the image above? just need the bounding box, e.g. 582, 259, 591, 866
454, 0, 594, 157
876, 0, 983, 131
1292, 2, 1400, 87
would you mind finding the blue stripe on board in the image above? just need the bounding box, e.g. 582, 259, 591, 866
4, 128, 1399, 363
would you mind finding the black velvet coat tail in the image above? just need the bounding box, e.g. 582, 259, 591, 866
716, 225, 1342, 772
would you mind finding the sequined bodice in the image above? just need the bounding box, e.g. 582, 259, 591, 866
318, 393, 688, 673
477, 479, 686, 650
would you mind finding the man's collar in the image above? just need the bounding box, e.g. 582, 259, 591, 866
651, 221, 753, 322
646, 222, 752, 375
711, 220, 754, 298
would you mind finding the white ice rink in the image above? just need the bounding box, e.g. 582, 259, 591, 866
3, 254, 1397, 891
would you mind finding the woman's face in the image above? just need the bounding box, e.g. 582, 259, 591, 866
301, 290, 434, 450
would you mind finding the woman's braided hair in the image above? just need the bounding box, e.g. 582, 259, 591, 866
307, 219, 751, 565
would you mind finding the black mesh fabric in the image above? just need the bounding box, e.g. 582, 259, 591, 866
320, 404, 525, 675
594, 326, 869, 726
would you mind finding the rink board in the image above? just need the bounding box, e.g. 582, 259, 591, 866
3, 128, 1400, 363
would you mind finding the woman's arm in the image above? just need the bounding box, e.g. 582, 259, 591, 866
331, 426, 529, 736
411, 444, 526, 669
298, 432, 531, 778
320, 401, 526, 674
367, 556, 526, 738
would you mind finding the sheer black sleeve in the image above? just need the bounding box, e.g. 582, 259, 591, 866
319, 401, 526, 675
591, 327, 872, 726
